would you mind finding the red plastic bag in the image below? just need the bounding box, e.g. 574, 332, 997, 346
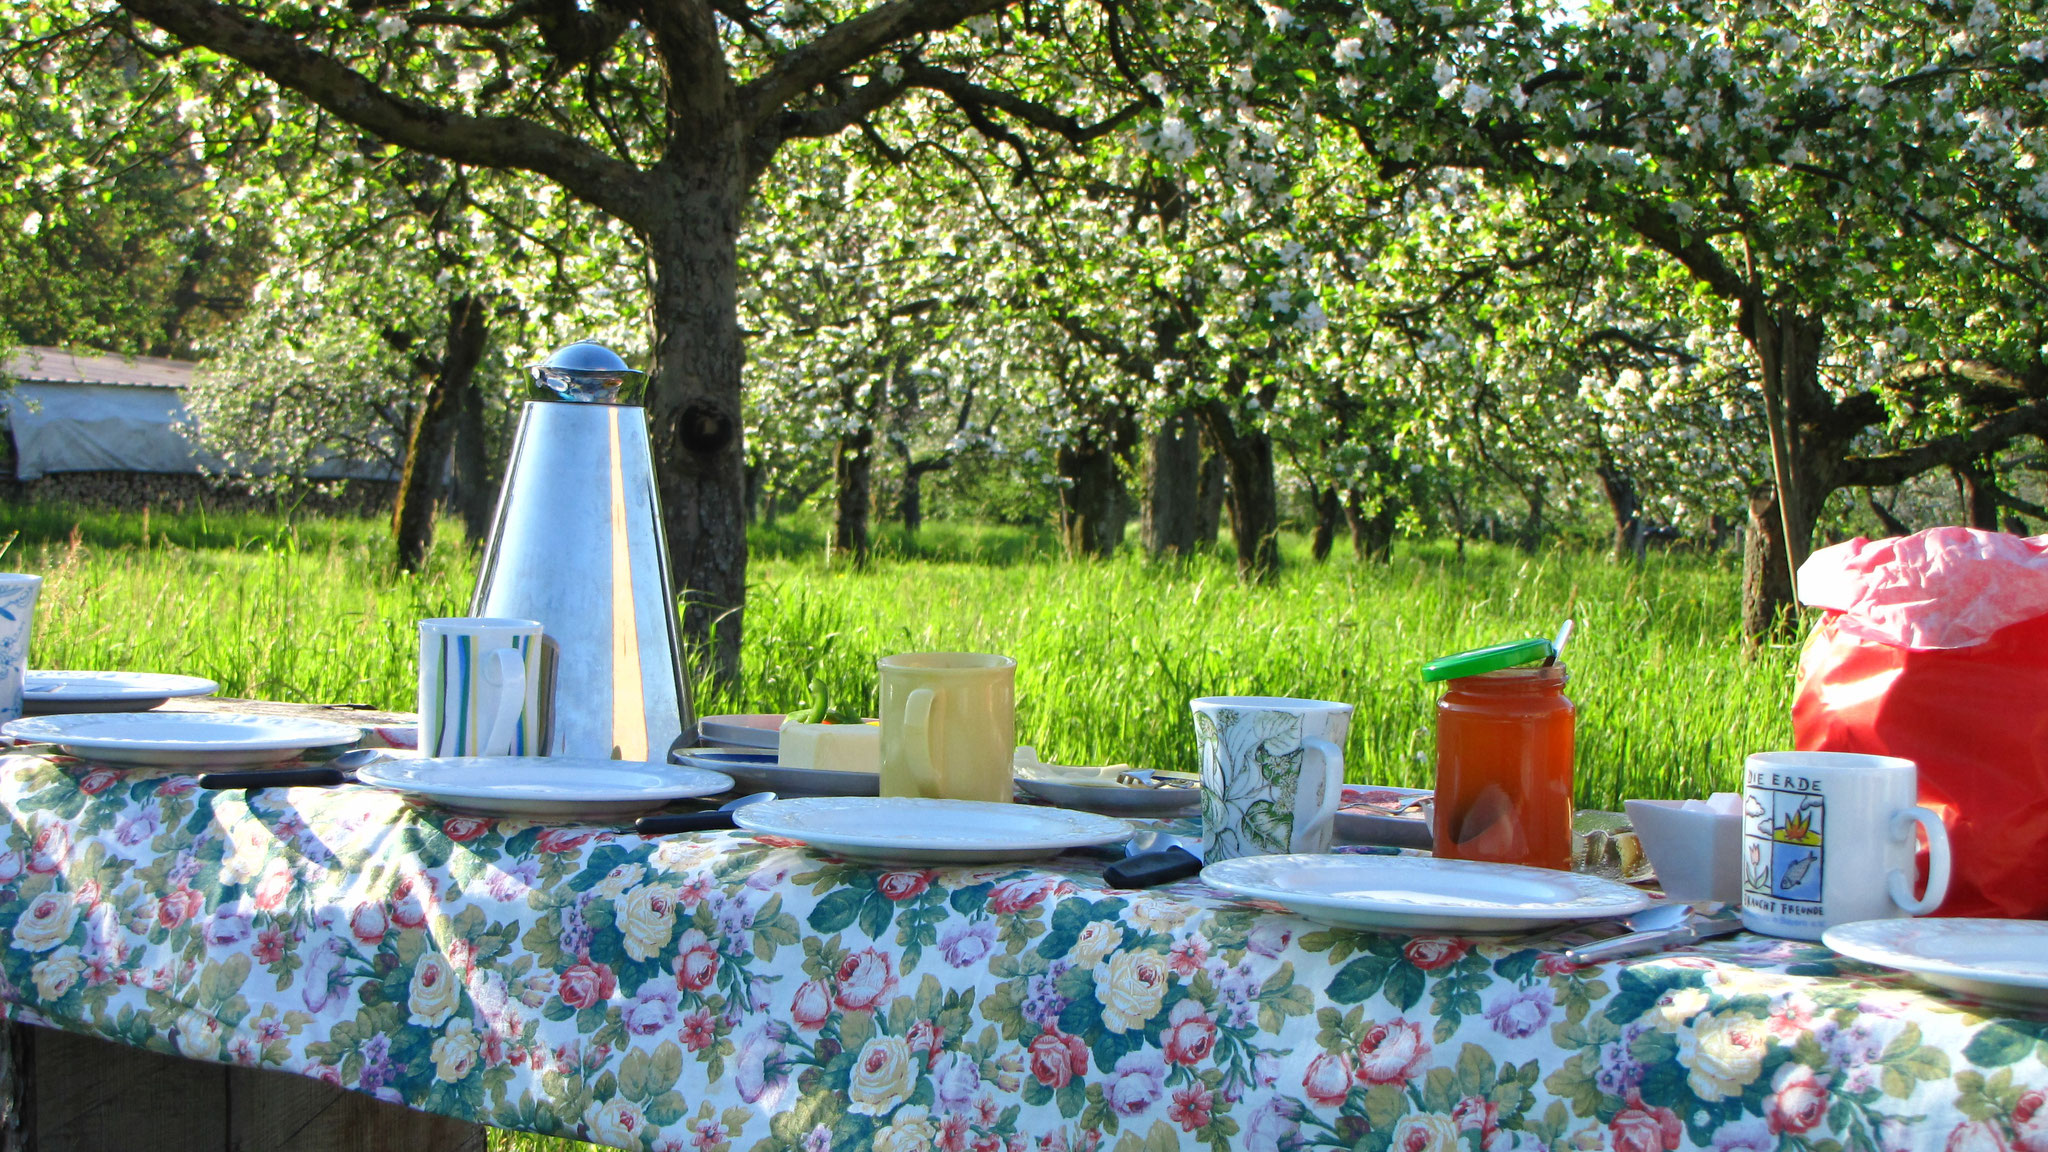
1793, 527, 2048, 918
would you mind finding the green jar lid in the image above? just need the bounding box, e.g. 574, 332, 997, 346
1421, 638, 1553, 683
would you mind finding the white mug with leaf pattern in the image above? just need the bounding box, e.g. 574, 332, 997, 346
1192, 696, 1352, 863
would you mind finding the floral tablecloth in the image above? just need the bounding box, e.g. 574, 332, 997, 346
0, 752, 2044, 1152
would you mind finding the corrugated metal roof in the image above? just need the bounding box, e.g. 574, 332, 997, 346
1, 346, 196, 390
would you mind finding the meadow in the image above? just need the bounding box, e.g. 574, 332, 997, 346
4, 504, 1801, 810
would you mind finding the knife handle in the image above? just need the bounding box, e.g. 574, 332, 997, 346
199, 767, 347, 791
1104, 846, 1202, 889
1563, 926, 1689, 966
636, 811, 738, 836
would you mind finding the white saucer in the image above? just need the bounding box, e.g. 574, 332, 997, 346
1013, 773, 1201, 817
1199, 854, 1649, 933
24, 670, 220, 714
2, 711, 360, 767
697, 714, 783, 750
357, 757, 735, 818
733, 797, 1131, 863
672, 749, 878, 797
1823, 918, 2048, 1008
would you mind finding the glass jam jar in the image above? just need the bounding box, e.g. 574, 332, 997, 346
1432, 664, 1575, 870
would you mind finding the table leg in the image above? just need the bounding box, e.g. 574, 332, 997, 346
0, 1024, 487, 1152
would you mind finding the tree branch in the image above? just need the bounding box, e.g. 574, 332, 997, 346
900, 58, 1152, 146
117, 0, 651, 222
735, 0, 1012, 126
1836, 399, 2048, 488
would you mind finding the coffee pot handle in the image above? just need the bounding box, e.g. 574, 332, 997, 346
1888, 806, 1951, 916
903, 688, 939, 796
479, 647, 528, 757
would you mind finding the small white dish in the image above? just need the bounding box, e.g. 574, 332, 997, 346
1334, 785, 1435, 849
23, 670, 220, 714
1013, 773, 1200, 817
1200, 853, 1650, 933
2, 711, 360, 767
1823, 918, 2048, 1007
1625, 798, 1742, 904
357, 757, 735, 818
733, 797, 1132, 863
672, 749, 878, 797
697, 714, 784, 750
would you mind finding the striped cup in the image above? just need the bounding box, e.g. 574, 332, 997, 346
418, 618, 545, 757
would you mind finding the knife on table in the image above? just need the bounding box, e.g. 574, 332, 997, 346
1561, 910, 1744, 965
197, 748, 388, 791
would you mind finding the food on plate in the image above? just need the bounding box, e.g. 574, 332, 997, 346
1012, 746, 1133, 788
779, 717, 880, 773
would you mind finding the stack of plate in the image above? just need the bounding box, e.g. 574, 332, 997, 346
23, 670, 218, 714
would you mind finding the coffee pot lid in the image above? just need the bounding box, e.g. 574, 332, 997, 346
530, 341, 647, 405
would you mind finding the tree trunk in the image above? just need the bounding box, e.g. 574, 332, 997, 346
391, 293, 486, 572
832, 426, 873, 564
1865, 491, 1912, 537
449, 350, 493, 547
1056, 434, 1128, 558
1194, 428, 1225, 548
1345, 489, 1398, 563
1955, 460, 2001, 530
1192, 401, 1280, 580
1310, 484, 1341, 562
1742, 477, 1829, 643
1517, 485, 1546, 554
1141, 411, 1201, 558
1596, 460, 1642, 562
643, 171, 751, 691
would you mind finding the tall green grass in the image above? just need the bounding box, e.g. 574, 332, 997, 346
3, 504, 1797, 809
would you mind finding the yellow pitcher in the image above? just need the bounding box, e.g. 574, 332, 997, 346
878, 652, 1016, 803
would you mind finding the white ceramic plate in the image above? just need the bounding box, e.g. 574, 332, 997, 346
672, 749, 878, 797
1, 711, 360, 767
1823, 918, 2048, 1008
23, 670, 220, 714
697, 714, 784, 750
1014, 773, 1201, 817
1200, 854, 1650, 933
1334, 785, 1435, 849
357, 757, 735, 818
733, 797, 1132, 863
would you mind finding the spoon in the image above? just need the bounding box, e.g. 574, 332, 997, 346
1561, 902, 1743, 965
635, 791, 776, 836
1544, 619, 1576, 667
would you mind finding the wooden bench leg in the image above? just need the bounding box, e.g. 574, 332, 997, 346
0, 1022, 488, 1152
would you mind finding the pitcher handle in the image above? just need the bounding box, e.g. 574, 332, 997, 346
903, 688, 939, 797
479, 647, 527, 758
1302, 737, 1345, 847
1887, 806, 1952, 916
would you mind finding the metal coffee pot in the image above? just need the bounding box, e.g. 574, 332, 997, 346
470, 341, 694, 761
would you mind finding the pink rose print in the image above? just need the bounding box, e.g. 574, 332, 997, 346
1160, 999, 1217, 1067
1766, 1064, 1830, 1135
558, 960, 617, 1010
1402, 937, 1468, 971
989, 879, 1057, 914
1302, 1051, 1352, 1107
833, 947, 897, 1012
349, 900, 389, 945
1611, 1091, 1683, 1152
906, 1018, 944, 1064
789, 979, 833, 1030
674, 929, 720, 992
442, 815, 492, 842
1452, 1095, 1498, 1136
877, 870, 936, 901
534, 828, 592, 854
389, 874, 433, 928
156, 886, 204, 931
78, 769, 119, 796
2015, 1090, 2048, 1152
1028, 1026, 1089, 1089
1354, 1018, 1430, 1085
